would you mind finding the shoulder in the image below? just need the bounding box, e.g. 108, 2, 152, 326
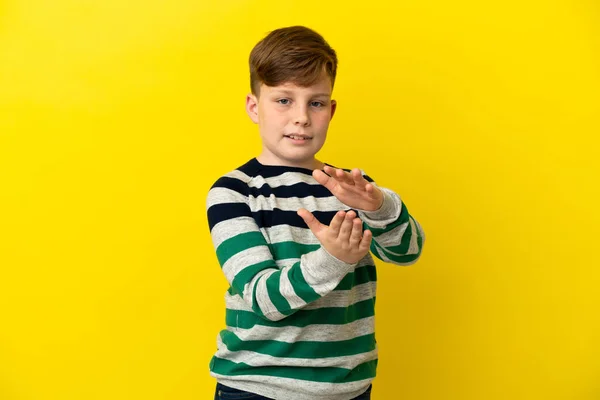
208, 158, 260, 194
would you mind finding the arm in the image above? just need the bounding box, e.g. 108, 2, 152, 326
311, 165, 425, 266
207, 176, 356, 322
355, 176, 425, 266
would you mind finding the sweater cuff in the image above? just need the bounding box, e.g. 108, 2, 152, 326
356, 187, 402, 228
301, 247, 356, 295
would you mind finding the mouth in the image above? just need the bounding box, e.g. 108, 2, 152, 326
284, 134, 312, 141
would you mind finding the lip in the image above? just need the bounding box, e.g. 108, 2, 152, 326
284, 134, 312, 139
285, 135, 312, 144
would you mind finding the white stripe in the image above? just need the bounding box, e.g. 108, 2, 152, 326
216, 334, 378, 369
305, 281, 376, 310
273, 256, 375, 269
407, 217, 420, 255
226, 289, 253, 312
248, 172, 322, 189
373, 238, 421, 266
222, 246, 273, 283
225, 280, 376, 312
262, 225, 318, 246
357, 187, 402, 228
224, 169, 253, 182
206, 187, 247, 209
211, 217, 261, 249
371, 220, 409, 249
241, 269, 272, 311
372, 242, 393, 263
274, 258, 294, 268
374, 217, 419, 257
230, 316, 375, 343
248, 194, 346, 212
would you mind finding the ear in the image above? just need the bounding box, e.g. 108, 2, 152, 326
330, 99, 337, 120
246, 93, 259, 124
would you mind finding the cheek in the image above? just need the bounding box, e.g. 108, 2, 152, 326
260, 108, 284, 125
313, 112, 332, 126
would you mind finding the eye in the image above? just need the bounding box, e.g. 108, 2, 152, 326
277, 99, 290, 105
311, 101, 325, 108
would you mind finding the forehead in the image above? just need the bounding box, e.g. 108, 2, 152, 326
261, 76, 332, 96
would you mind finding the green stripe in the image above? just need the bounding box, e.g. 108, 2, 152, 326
385, 216, 424, 256
363, 201, 409, 235
216, 231, 267, 266
334, 265, 377, 290
220, 331, 376, 359
210, 357, 377, 383
287, 261, 320, 303
270, 241, 319, 260
372, 239, 421, 264
230, 258, 377, 298
265, 271, 293, 316
251, 277, 266, 317
382, 216, 413, 255
230, 260, 274, 297
370, 243, 384, 262
226, 298, 375, 329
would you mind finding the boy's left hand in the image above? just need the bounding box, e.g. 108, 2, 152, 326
313, 166, 384, 212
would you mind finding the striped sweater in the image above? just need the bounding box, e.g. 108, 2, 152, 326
206, 157, 425, 400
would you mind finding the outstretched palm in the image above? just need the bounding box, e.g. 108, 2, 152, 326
313, 166, 384, 212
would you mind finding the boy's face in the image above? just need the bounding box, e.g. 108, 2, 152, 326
245, 72, 337, 169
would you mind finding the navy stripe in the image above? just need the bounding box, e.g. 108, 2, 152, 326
249, 183, 335, 199
212, 175, 338, 199
208, 202, 361, 231
211, 176, 250, 195
251, 209, 359, 229
362, 174, 375, 183
211, 160, 374, 200
208, 203, 251, 231
240, 158, 320, 178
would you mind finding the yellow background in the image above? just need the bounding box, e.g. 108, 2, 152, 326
1, 0, 599, 399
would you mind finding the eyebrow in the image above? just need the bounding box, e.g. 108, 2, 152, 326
272, 90, 331, 97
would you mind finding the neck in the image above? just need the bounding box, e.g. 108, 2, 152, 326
256, 154, 324, 170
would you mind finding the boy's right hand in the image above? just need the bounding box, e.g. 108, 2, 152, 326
297, 208, 372, 265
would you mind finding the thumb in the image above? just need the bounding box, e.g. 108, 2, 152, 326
297, 208, 324, 235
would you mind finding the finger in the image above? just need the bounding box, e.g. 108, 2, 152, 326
313, 169, 334, 189
349, 218, 364, 247
338, 211, 354, 240
365, 183, 381, 200
351, 168, 367, 189
328, 210, 346, 235
360, 229, 373, 251
365, 185, 384, 209
322, 165, 335, 177
297, 208, 324, 234
335, 168, 355, 186
324, 165, 353, 186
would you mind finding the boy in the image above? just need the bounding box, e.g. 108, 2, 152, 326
206, 26, 425, 400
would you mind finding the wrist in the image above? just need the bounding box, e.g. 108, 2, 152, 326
358, 188, 402, 225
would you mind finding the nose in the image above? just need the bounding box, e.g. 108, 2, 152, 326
293, 104, 310, 127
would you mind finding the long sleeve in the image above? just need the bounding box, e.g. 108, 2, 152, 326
207, 176, 356, 322
354, 174, 425, 266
